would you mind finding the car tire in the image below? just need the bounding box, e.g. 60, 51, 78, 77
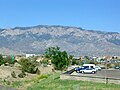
92, 71, 95, 74
82, 71, 84, 74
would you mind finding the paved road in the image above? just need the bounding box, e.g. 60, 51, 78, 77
71, 69, 120, 79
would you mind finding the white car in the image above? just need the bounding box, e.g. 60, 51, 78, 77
80, 68, 97, 74
95, 66, 101, 71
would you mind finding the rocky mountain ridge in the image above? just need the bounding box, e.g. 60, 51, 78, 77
0, 25, 120, 56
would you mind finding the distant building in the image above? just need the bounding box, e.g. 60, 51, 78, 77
104, 56, 112, 60
26, 54, 35, 58
73, 56, 80, 60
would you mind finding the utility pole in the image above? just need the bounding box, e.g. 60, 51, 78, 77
52, 68, 55, 80
105, 61, 108, 84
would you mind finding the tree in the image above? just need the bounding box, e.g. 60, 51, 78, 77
44, 46, 60, 58
71, 58, 79, 65
44, 46, 70, 71
69, 55, 79, 65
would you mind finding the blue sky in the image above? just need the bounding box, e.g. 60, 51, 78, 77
0, 0, 120, 32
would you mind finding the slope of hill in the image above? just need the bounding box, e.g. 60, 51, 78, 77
0, 25, 120, 56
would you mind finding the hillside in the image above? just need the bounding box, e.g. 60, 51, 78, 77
0, 25, 120, 56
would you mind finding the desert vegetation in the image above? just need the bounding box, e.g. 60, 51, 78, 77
0, 47, 120, 90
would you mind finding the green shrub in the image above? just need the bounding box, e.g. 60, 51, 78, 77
11, 71, 17, 78
18, 58, 38, 74
0, 54, 4, 65
0, 55, 16, 66
107, 63, 112, 69
41, 59, 48, 65
3, 79, 11, 85
18, 71, 26, 78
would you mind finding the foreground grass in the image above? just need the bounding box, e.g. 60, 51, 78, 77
1, 72, 120, 90
25, 73, 120, 90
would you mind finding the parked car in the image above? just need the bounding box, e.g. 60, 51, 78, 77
80, 68, 97, 74
95, 66, 102, 71
114, 66, 120, 69
74, 64, 96, 73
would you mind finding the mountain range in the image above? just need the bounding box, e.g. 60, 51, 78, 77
0, 25, 120, 56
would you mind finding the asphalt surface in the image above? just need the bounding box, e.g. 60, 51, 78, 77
71, 69, 120, 79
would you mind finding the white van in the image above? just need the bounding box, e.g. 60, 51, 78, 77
82, 64, 96, 69
80, 64, 97, 74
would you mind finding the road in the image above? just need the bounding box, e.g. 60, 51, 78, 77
71, 69, 120, 79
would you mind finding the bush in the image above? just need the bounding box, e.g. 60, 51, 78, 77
18, 58, 38, 74
106, 63, 113, 69
18, 71, 26, 78
41, 59, 48, 65
0, 54, 4, 65
0, 55, 16, 66
11, 71, 17, 78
